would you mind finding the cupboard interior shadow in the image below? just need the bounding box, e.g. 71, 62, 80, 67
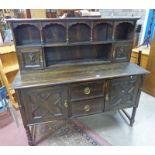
93, 23, 113, 41
14, 24, 41, 45
115, 22, 134, 40
68, 23, 91, 42
45, 44, 112, 66
42, 23, 66, 43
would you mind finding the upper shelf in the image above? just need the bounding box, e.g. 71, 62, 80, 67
8, 18, 138, 46
16, 40, 133, 48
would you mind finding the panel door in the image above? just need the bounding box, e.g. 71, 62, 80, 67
113, 42, 133, 62
17, 47, 44, 71
109, 76, 140, 110
21, 86, 68, 124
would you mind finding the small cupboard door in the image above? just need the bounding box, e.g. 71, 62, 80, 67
113, 42, 133, 62
108, 76, 140, 110
17, 47, 44, 71
21, 86, 68, 124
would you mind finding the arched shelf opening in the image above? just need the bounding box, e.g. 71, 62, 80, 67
42, 23, 66, 43
115, 22, 134, 40
14, 24, 41, 45
93, 23, 113, 41
68, 23, 91, 42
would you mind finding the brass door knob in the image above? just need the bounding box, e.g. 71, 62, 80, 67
105, 94, 109, 101
83, 87, 91, 95
84, 105, 90, 112
64, 100, 68, 108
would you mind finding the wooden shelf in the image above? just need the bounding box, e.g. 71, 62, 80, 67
16, 44, 42, 48
3, 64, 19, 74
16, 40, 133, 48
0, 44, 19, 109
43, 41, 113, 47
46, 58, 111, 68
132, 45, 150, 56
0, 44, 15, 54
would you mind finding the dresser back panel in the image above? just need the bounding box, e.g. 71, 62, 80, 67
44, 44, 112, 66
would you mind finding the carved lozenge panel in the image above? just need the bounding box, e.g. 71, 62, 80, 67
109, 76, 139, 110
22, 86, 68, 124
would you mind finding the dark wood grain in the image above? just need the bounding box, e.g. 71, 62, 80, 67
68, 23, 91, 42
114, 22, 134, 40
42, 23, 66, 43
44, 44, 111, 66
17, 47, 44, 70
14, 23, 41, 45
70, 80, 104, 101
21, 85, 68, 124
71, 97, 104, 117
12, 62, 148, 89
113, 42, 133, 62
7, 17, 149, 145
93, 23, 113, 41
7, 18, 139, 72
109, 76, 140, 110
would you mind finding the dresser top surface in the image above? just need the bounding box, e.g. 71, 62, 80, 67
12, 62, 149, 89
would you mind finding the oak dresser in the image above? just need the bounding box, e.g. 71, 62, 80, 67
7, 18, 149, 145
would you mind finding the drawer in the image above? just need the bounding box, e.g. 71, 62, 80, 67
70, 81, 104, 101
71, 98, 104, 117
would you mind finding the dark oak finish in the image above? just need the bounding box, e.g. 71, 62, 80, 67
7, 18, 149, 145
7, 17, 138, 72
70, 80, 104, 101
12, 62, 148, 89
71, 97, 104, 117
109, 76, 140, 110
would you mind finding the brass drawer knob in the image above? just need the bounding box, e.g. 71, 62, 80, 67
84, 105, 90, 112
83, 87, 91, 95
64, 100, 68, 108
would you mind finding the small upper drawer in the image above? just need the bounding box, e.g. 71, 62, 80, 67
70, 81, 104, 101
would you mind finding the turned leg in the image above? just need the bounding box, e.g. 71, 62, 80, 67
130, 107, 137, 127
25, 126, 34, 146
